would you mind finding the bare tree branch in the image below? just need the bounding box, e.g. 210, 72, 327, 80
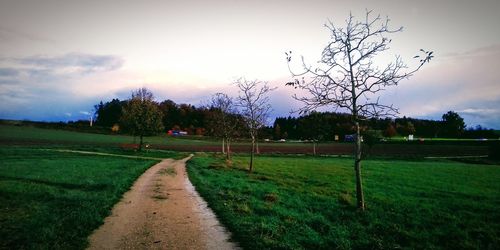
209, 92, 240, 160
234, 77, 276, 172
286, 10, 433, 119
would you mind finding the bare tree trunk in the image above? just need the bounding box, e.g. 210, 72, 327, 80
222, 138, 225, 154
348, 42, 365, 210
249, 136, 255, 172
354, 121, 365, 210
313, 141, 316, 156
226, 139, 231, 160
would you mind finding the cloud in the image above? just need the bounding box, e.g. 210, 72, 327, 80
376, 44, 500, 128
0, 86, 101, 122
442, 44, 500, 60
0, 67, 19, 77
0, 52, 125, 122
0, 68, 21, 84
12, 53, 124, 74
0, 53, 124, 85
0, 25, 54, 43
453, 100, 500, 129
458, 108, 500, 119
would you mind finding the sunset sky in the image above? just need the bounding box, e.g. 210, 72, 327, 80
1, 0, 499, 128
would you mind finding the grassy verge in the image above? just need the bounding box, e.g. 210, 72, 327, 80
0, 146, 183, 249
187, 154, 500, 249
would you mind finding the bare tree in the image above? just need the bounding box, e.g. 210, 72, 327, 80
209, 92, 239, 160
286, 10, 432, 210
235, 78, 275, 172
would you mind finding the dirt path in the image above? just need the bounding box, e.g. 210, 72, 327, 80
87, 155, 239, 250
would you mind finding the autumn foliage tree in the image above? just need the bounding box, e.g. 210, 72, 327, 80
286, 10, 432, 210
121, 88, 164, 150
384, 123, 397, 138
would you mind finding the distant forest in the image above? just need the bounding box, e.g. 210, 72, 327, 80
90, 98, 498, 140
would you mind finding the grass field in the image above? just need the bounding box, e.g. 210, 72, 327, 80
0, 124, 188, 249
187, 154, 500, 249
0, 124, 216, 146
1, 123, 499, 249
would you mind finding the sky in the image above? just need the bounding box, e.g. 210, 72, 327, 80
0, 0, 499, 128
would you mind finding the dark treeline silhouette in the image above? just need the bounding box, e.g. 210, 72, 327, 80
272, 112, 352, 141
94, 99, 126, 127
272, 111, 497, 140
94, 98, 497, 140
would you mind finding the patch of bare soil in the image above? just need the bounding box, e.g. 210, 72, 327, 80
87, 155, 238, 250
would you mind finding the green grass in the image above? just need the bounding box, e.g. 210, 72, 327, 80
187, 154, 500, 249
0, 123, 190, 249
0, 146, 185, 250
0, 124, 215, 146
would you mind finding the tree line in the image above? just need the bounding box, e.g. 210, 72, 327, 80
273, 111, 497, 140
95, 95, 496, 142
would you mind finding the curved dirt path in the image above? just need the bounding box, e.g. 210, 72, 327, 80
87, 155, 239, 250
